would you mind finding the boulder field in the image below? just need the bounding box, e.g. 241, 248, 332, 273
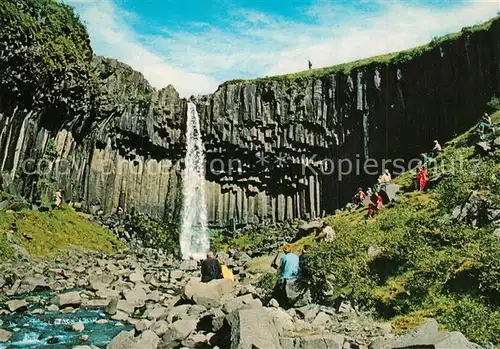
0, 247, 484, 349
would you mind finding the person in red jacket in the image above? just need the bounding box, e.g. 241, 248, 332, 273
416, 167, 428, 192
357, 187, 366, 204
368, 191, 383, 217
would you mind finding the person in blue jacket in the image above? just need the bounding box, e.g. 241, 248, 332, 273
271, 244, 300, 308
279, 244, 300, 280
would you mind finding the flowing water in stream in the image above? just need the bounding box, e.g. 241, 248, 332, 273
0, 290, 132, 348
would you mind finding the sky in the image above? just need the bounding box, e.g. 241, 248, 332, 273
65, 0, 500, 97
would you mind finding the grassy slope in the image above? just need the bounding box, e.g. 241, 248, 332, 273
305, 111, 500, 344
0, 204, 121, 259
221, 15, 499, 86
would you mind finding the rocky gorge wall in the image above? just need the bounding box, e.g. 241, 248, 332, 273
0, 16, 499, 227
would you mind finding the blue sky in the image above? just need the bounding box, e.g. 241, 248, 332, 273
66, 0, 499, 96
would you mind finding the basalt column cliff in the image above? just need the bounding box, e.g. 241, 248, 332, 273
0, 5, 499, 226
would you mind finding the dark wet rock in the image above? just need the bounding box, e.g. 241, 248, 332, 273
47, 337, 60, 344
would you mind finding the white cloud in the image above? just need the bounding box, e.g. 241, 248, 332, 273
65, 0, 219, 97
66, 0, 499, 96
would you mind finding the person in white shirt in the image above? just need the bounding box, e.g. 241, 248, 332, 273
432, 140, 442, 156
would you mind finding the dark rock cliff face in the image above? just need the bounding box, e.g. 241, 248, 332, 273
0, 18, 499, 226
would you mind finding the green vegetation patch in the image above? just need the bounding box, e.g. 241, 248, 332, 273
0, 0, 99, 124
306, 112, 500, 344
0, 206, 121, 259
123, 215, 180, 256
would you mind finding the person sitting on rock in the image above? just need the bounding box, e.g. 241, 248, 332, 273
200, 252, 223, 283
220, 259, 235, 282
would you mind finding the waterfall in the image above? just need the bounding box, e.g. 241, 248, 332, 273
180, 102, 209, 260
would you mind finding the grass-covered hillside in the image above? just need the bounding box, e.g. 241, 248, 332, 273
0, 202, 121, 260
304, 111, 500, 344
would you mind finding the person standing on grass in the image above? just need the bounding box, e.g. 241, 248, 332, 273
368, 191, 383, 217
416, 167, 428, 192
54, 190, 62, 209
357, 187, 367, 204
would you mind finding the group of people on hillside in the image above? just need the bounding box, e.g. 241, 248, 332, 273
354, 169, 392, 218
353, 138, 443, 218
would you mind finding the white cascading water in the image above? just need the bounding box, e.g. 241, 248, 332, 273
180, 102, 209, 260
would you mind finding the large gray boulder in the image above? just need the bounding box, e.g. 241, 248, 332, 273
106, 330, 160, 349
5, 299, 28, 312
298, 220, 323, 234
298, 334, 344, 349
228, 308, 282, 349
0, 329, 12, 342
183, 278, 238, 309
160, 319, 198, 348
280, 334, 345, 349
17, 275, 50, 293
124, 286, 148, 307
373, 319, 483, 349
380, 183, 402, 203
50, 291, 81, 308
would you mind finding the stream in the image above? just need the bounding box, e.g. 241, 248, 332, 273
0, 290, 133, 348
